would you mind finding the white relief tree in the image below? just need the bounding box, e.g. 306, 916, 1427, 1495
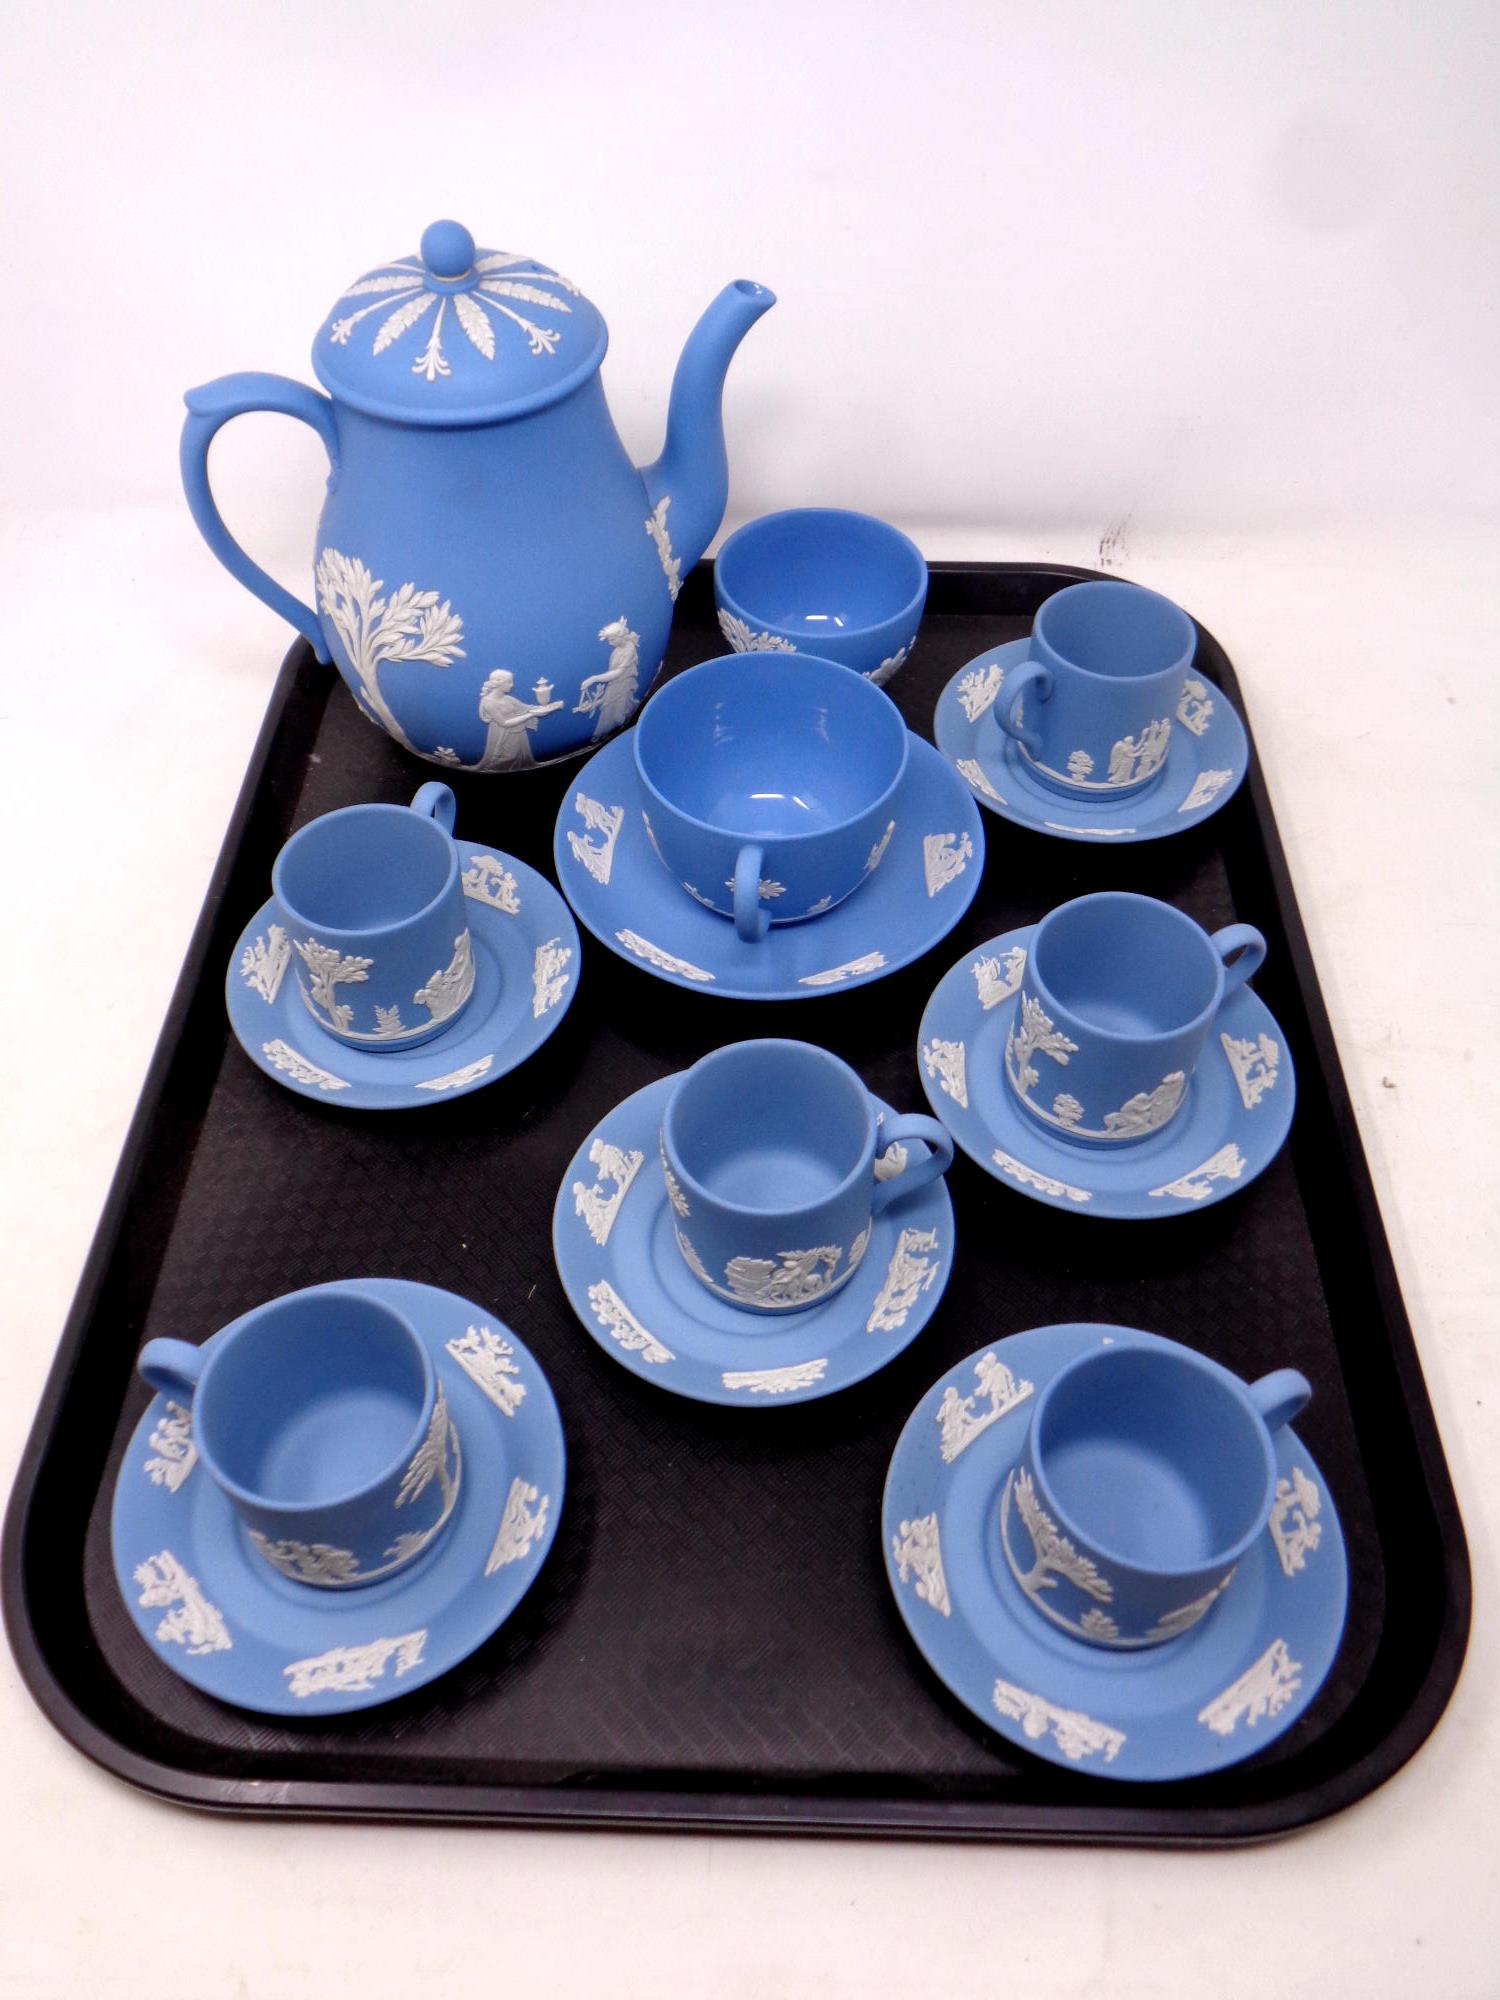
1067, 749, 1096, 782
293, 936, 373, 1035
1005, 994, 1079, 1094
1052, 1093, 1084, 1126
315, 549, 464, 753
1008, 1467, 1114, 1604
396, 1390, 458, 1515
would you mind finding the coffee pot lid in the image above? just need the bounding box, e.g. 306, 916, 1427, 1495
311, 219, 608, 425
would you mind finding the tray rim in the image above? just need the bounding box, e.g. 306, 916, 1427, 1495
2, 558, 1471, 1844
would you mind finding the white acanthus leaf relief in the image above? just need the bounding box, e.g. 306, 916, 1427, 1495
873, 1141, 908, 1181
1198, 1638, 1303, 1736
956, 661, 1005, 721
867, 641, 911, 686
721, 1359, 829, 1395
261, 1039, 351, 1092
575, 617, 643, 740
587, 1280, 675, 1365
445, 1325, 527, 1416
955, 757, 1005, 804
866, 1227, 940, 1334
248, 1533, 362, 1586
1101, 1071, 1187, 1139
645, 496, 682, 600
1148, 1142, 1247, 1203
143, 1403, 197, 1492
936, 1351, 1034, 1461
973, 947, 1027, 1009
1007, 1467, 1114, 1602
797, 951, 886, 987
330, 255, 574, 372
991, 1146, 1092, 1203
717, 608, 796, 653
315, 549, 464, 755
1066, 749, 1096, 782
1177, 676, 1214, 735
1079, 1607, 1122, 1640
922, 831, 974, 897
891, 1512, 951, 1617
921, 1037, 968, 1110
1106, 717, 1172, 786
293, 935, 372, 1036
414, 931, 476, 1027
462, 853, 521, 913
1144, 1574, 1235, 1642
415, 1055, 494, 1092
865, 819, 897, 873
658, 1140, 690, 1218
1052, 1093, 1084, 1126
1269, 1467, 1322, 1577
991, 1679, 1125, 1764
284, 1631, 427, 1700
1178, 768, 1234, 813
1005, 993, 1079, 1094
133, 1551, 231, 1655
724, 1245, 843, 1309
532, 937, 573, 1018
568, 793, 626, 886
572, 1138, 645, 1245
240, 924, 290, 1002
1221, 1031, 1280, 1110
486, 1477, 550, 1573
615, 930, 715, 982
396, 1387, 459, 1515
374, 1003, 405, 1038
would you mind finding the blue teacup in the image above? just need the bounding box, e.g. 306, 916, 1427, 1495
272, 781, 476, 1049
1005, 892, 1266, 1144
714, 508, 928, 687
992, 579, 1198, 796
1000, 1340, 1311, 1648
634, 654, 909, 940
660, 1039, 953, 1313
138, 1286, 461, 1589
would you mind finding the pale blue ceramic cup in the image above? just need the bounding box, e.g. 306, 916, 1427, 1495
1005, 892, 1266, 1145
660, 1039, 953, 1313
271, 781, 476, 1049
1000, 1341, 1311, 1648
634, 654, 909, 940
991, 580, 1198, 796
137, 1287, 461, 1589
714, 508, 928, 687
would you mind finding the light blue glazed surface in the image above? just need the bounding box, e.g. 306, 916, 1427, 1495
918, 925, 1295, 1219
111, 1279, 566, 1717
934, 638, 1249, 844
883, 1323, 1347, 1782
713, 508, 927, 685
226, 844, 579, 1109
554, 729, 983, 999
553, 1077, 954, 1407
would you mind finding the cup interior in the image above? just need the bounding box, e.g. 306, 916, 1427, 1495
275, 805, 453, 933
1033, 895, 1218, 1038
1034, 1347, 1272, 1570
636, 656, 906, 839
667, 1041, 870, 1211
718, 510, 926, 637
1035, 581, 1194, 681
199, 1292, 430, 1507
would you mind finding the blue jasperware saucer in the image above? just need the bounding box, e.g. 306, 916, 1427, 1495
884, 1323, 1347, 1782
111, 1279, 565, 1716
917, 925, 1295, 1219
933, 639, 1249, 845
552, 730, 984, 999
226, 844, 579, 1109
552, 1076, 954, 1406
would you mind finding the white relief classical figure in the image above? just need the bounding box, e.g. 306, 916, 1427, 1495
644, 497, 682, 600
936, 1352, 1034, 1461
572, 1138, 645, 1245
1221, 1032, 1280, 1110
415, 1055, 494, 1092
866, 1227, 941, 1334
461, 853, 521, 913
532, 937, 573, 1017
486, 1478, 550, 1573
873, 1141, 908, 1181
1268, 1468, 1322, 1576
240, 925, 291, 1002
990, 1679, 1125, 1764
717, 608, 796, 653
892, 1513, 952, 1616
866, 819, 898, 874
315, 548, 465, 754
1102, 1071, 1187, 1139
1106, 717, 1172, 786
133, 1551, 232, 1655
724, 1245, 843, 1309
956, 662, 1005, 722
1148, 1142, 1247, 1202
574, 617, 644, 739
615, 930, 715, 981
445, 1325, 527, 1416
249, 1534, 362, 1586
868, 641, 911, 687
797, 952, 887, 987
921, 1037, 968, 1110
990, 1146, 1092, 1203
659, 1142, 690, 1217
568, 793, 626, 885
586, 1281, 675, 1364
1178, 767, 1234, 813
414, 930, 476, 1027
1004, 1467, 1114, 1605
293, 936, 372, 1035
955, 756, 1005, 803
472, 668, 566, 770
1197, 1638, 1303, 1735
1177, 677, 1215, 735
721, 1359, 829, 1395
285, 1630, 427, 1699
922, 831, 973, 897
973, 947, 1027, 1010
1005, 994, 1079, 1095
261, 1039, 351, 1091
144, 1403, 198, 1492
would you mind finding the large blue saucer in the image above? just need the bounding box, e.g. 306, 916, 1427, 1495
918, 925, 1295, 1218
111, 1279, 566, 1717
226, 844, 580, 1109
552, 729, 984, 999
553, 1077, 955, 1406
884, 1323, 1347, 1782
934, 638, 1249, 845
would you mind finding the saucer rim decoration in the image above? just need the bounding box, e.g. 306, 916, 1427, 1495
552, 1075, 954, 1406
916, 924, 1295, 1220
933, 637, 1249, 845
226, 844, 579, 1109
882, 1322, 1348, 1783
110, 1278, 566, 1717
552, 729, 984, 999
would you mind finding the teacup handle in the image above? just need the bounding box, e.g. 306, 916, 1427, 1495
732, 844, 771, 943
1210, 923, 1267, 1003
138, 1337, 207, 1404
990, 658, 1052, 757
409, 781, 457, 834
870, 1113, 955, 1213
1249, 1368, 1311, 1434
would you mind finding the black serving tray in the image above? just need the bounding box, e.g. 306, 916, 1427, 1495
3, 562, 1469, 1841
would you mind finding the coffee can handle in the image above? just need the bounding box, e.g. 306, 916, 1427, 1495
138, 1337, 207, 1404
990, 658, 1052, 757
732, 845, 771, 943
1210, 923, 1267, 1003
1249, 1368, 1311, 1434
409, 782, 457, 834
870, 1113, 955, 1212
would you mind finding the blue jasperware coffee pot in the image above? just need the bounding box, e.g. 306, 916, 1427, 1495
181, 219, 775, 771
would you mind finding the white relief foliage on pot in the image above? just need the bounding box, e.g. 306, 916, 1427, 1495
133, 1551, 231, 1656
798, 952, 886, 988
1148, 1142, 1246, 1203
575, 617, 643, 741
659, 1141, 690, 1218
1269, 1468, 1322, 1577
724, 1246, 844, 1310
315, 548, 464, 755
645, 496, 682, 601
143, 1403, 197, 1492
586, 1280, 675, 1365
891, 1512, 951, 1617
990, 1147, 1092, 1203
1106, 718, 1172, 786
1052, 1093, 1084, 1127
675, 1229, 715, 1289
615, 930, 715, 982
532, 937, 573, 1018
261, 1039, 351, 1092
415, 1055, 494, 1092
330, 256, 575, 372
921, 1037, 968, 1110
240, 924, 290, 1003
373, 1004, 406, 1039
923, 831, 974, 897
725, 875, 786, 901
873, 1141, 908, 1181
868, 641, 911, 687
1078, 1607, 1122, 1641
1178, 768, 1234, 814
973, 947, 1027, 1010
936, 1352, 1034, 1461
721, 1359, 829, 1396
1221, 1031, 1280, 1110
1177, 677, 1214, 735
293, 936, 372, 1036
1198, 1638, 1303, 1736
955, 757, 1005, 804
717, 608, 796, 654
866, 819, 897, 874
284, 1630, 427, 1700
1066, 749, 1096, 782
572, 1138, 645, 1245
1102, 1071, 1186, 1139
462, 853, 521, 913
956, 662, 1005, 722
249, 1534, 363, 1587
991, 1679, 1125, 1764
1005, 993, 1079, 1095
1004, 1467, 1114, 1603
445, 1325, 526, 1416
1043, 822, 1137, 839
486, 1478, 550, 1573
1144, 1574, 1235, 1643
568, 793, 626, 885
867, 1227, 941, 1334
414, 931, 476, 1028
396, 1387, 460, 1517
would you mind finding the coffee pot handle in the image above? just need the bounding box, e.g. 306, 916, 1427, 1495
732, 845, 771, 942
138, 1337, 207, 1404
990, 658, 1052, 756
180, 372, 341, 661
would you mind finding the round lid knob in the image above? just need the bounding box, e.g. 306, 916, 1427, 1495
420, 219, 476, 281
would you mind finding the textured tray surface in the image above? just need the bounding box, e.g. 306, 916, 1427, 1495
4, 564, 1467, 1839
